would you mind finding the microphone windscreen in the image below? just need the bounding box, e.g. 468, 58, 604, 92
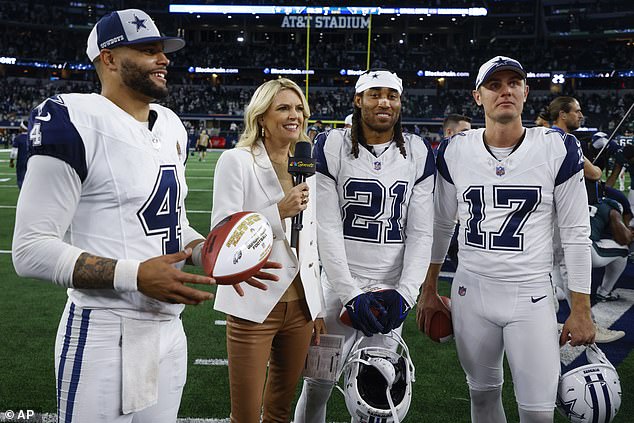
294, 140, 312, 159
288, 141, 316, 175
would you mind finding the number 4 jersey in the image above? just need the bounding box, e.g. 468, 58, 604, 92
16, 93, 199, 317
433, 127, 591, 289
314, 129, 436, 307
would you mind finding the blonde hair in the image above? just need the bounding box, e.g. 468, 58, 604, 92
238, 78, 311, 151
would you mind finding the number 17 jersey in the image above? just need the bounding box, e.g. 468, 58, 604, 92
434, 127, 590, 283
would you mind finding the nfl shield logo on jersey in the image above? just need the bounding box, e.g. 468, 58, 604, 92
373, 161, 382, 171
495, 165, 505, 176
458, 286, 467, 296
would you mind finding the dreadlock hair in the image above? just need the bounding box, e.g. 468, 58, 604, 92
350, 95, 406, 159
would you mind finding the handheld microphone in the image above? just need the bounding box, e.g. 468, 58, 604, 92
288, 140, 316, 248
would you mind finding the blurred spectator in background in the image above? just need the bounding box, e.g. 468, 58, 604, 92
534, 110, 550, 128
9, 120, 28, 189
307, 120, 323, 141
196, 129, 209, 161
442, 113, 472, 138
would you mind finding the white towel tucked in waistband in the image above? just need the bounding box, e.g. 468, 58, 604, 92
121, 318, 160, 414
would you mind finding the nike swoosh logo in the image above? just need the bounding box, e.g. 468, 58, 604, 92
35, 113, 51, 121
531, 295, 547, 303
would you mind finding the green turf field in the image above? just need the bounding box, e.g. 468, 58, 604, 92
0, 149, 631, 422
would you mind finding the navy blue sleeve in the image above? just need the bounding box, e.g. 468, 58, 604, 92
555, 134, 584, 186
435, 138, 454, 185
415, 138, 436, 185
313, 132, 335, 181
28, 96, 87, 182
604, 186, 631, 217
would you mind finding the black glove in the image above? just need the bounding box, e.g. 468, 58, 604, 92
374, 289, 411, 334
344, 292, 386, 336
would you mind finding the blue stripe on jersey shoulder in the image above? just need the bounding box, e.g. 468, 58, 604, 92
313, 131, 335, 181
415, 136, 436, 185
435, 137, 454, 185
555, 133, 584, 186
28, 96, 87, 182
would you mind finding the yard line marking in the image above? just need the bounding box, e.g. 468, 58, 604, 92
0, 205, 16, 209
188, 189, 213, 192
214, 320, 227, 326
0, 177, 10, 182
0, 250, 12, 254
194, 358, 228, 366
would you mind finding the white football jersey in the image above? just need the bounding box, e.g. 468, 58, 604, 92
25, 93, 194, 317
314, 129, 435, 306
433, 127, 590, 283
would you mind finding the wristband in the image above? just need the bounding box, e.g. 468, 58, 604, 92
191, 241, 204, 267
113, 259, 140, 292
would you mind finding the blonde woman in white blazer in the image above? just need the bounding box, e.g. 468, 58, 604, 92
211, 78, 325, 423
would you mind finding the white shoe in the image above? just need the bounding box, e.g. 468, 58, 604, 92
594, 324, 625, 343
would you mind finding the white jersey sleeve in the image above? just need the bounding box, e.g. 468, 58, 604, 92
314, 133, 363, 305
554, 134, 592, 294
396, 135, 436, 306
12, 155, 84, 287
431, 138, 459, 264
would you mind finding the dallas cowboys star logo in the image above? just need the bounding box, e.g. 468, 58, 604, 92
557, 395, 585, 419
371, 73, 379, 79
129, 14, 147, 31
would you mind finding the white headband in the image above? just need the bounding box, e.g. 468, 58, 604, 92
355, 70, 403, 95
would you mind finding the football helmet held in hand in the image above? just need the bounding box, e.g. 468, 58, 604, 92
339, 331, 415, 423
556, 343, 621, 423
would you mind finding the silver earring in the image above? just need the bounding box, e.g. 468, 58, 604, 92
261, 126, 265, 137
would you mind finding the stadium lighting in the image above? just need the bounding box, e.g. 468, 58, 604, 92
169, 5, 488, 16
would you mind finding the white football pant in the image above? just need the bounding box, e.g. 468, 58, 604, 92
451, 268, 559, 414
55, 301, 187, 423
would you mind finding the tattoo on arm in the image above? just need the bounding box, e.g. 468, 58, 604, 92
73, 252, 116, 289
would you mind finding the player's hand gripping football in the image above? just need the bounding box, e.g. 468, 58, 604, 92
375, 289, 411, 334
416, 291, 451, 335
344, 292, 387, 337
137, 248, 281, 304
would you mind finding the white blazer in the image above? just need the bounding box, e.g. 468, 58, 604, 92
211, 140, 324, 323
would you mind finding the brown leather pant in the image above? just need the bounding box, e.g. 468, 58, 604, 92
226, 300, 314, 423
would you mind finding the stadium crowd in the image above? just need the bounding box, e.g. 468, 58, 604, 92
1, 77, 632, 133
